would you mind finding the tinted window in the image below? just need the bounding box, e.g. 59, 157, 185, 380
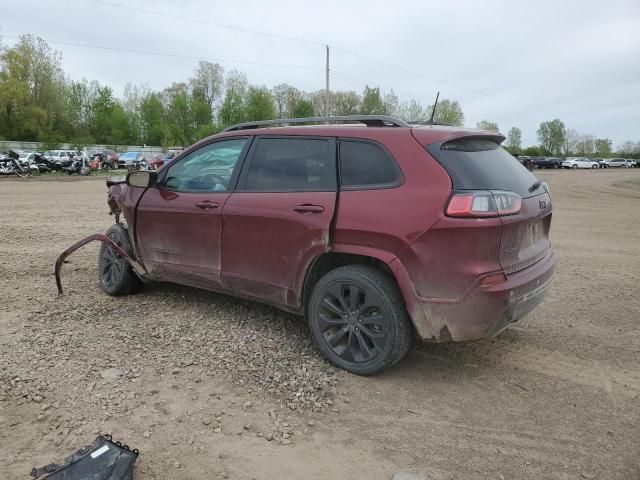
242, 138, 334, 191
339, 140, 400, 188
165, 138, 248, 192
427, 138, 540, 198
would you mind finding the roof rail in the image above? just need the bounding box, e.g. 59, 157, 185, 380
222, 115, 410, 132
411, 120, 454, 127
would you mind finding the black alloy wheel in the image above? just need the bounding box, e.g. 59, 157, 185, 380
318, 282, 388, 363
98, 224, 140, 295
308, 265, 411, 375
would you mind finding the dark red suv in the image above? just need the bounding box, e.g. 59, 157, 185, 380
84, 116, 555, 374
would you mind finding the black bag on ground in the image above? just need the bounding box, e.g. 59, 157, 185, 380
30, 434, 139, 480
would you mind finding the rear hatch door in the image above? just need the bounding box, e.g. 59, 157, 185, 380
424, 135, 552, 274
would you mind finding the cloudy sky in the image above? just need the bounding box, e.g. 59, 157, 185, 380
2, 0, 639, 146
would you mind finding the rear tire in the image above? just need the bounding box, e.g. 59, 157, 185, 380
572, 164, 578, 169
98, 224, 141, 296
101, 163, 111, 173
307, 265, 411, 375
592, 164, 597, 169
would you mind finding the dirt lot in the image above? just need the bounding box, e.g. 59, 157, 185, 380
1, 169, 639, 479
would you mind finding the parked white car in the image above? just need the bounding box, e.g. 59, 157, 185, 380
608, 158, 634, 168
562, 157, 598, 169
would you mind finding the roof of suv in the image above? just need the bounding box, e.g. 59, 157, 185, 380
209, 116, 504, 148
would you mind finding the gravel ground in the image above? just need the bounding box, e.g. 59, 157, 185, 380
1, 169, 639, 479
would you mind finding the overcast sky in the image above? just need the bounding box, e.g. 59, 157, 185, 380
2, 0, 639, 146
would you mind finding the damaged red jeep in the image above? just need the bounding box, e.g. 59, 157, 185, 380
57, 115, 556, 375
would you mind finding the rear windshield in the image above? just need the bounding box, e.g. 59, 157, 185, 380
426, 138, 539, 198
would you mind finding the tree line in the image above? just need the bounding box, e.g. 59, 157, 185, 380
1, 34, 638, 158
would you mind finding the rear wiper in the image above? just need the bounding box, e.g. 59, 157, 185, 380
528, 180, 542, 193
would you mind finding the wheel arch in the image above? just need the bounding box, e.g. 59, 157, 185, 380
300, 246, 395, 314
299, 245, 435, 340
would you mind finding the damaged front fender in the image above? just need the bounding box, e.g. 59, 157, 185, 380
55, 233, 146, 295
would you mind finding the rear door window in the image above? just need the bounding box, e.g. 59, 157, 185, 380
339, 140, 402, 189
239, 137, 335, 192
426, 137, 540, 198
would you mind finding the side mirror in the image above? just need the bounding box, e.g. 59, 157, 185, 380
126, 171, 157, 188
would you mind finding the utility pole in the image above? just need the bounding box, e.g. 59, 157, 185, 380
325, 45, 330, 116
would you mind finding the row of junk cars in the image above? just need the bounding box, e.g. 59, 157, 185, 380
518, 155, 639, 170
0, 147, 183, 177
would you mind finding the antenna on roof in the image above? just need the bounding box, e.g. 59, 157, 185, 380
425, 91, 440, 125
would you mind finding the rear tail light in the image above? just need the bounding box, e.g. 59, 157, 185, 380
446, 190, 521, 218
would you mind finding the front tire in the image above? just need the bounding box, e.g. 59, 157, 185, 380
307, 265, 411, 375
572, 164, 578, 169
98, 224, 141, 296
15, 164, 31, 177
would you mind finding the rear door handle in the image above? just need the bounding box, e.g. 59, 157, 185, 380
195, 201, 219, 209
293, 204, 325, 214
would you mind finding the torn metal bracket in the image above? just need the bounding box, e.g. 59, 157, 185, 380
55, 233, 146, 295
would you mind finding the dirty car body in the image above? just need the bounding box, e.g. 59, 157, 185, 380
58, 116, 556, 374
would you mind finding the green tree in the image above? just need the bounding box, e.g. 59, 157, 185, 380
594, 138, 612, 156
505, 127, 522, 153
522, 146, 542, 156
0, 34, 65, 140
360, 86, 387, 115
537, 119, 566, 155
220, 70, 248, 126
162, 82, 192, 146
293, 98, 314, 118
477, 120, 499, 132
427, 99, 464, 126
88, 85, 136, 144
244, 86, 274, 121
140, 92, 165, 146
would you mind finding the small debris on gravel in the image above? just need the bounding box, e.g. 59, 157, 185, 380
391, 473, 427, 480
99, 368, 123, 381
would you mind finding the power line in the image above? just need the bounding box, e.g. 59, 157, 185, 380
331, 70, 529, 126
87, 0, 324, 48
86, 0, 541, 113
0, 34, 323, 72
331, 47, 536, 111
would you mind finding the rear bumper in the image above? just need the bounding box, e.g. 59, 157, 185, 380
412, 251, 556, 342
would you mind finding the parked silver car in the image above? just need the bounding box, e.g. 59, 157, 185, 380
608, 158, 634, 168
562, 157, 598, 169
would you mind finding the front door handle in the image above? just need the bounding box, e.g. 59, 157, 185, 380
195, 201, 219, 209
293, 204, 325, 214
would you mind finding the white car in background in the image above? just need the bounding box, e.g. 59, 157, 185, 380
608, 158, 635, 168
562, 157, 598, 169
